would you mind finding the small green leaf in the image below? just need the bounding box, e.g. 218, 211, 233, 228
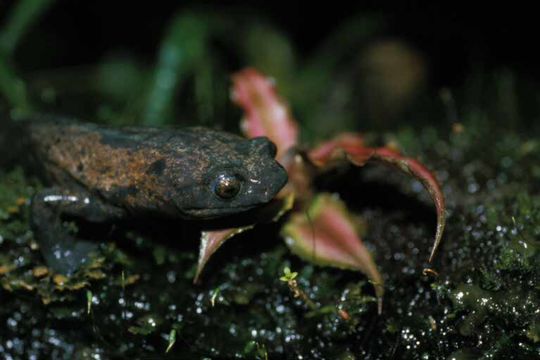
166, 328, 176, 353
86, 290, 92, 315
210, 288, 221, 307
279, 267, 298, 282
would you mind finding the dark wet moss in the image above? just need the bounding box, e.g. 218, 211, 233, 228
1, 119, 539, 359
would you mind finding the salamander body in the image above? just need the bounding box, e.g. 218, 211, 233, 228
13, 116, 287, 273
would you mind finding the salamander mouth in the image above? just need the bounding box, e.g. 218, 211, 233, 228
183, 197, 285, 225
184, 205, 257, 219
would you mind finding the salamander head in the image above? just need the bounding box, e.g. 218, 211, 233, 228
167, 133, 288, 219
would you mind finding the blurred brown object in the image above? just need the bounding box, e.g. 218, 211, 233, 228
359, 40, 427, 126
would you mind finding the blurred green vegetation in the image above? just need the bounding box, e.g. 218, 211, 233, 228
2, 2, 539, 135
0, 1, 539, 359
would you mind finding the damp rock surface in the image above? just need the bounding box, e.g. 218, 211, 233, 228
1, 121, 539, 359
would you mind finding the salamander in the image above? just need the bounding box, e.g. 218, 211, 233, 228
7, 116, 288, 274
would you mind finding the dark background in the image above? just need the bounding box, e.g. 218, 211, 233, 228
2, 1, 539, 89
1, 3, 539, 359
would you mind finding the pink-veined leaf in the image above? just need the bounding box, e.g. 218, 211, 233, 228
229, 67, 446, 315
309, 135, 446, 263
281, 193, 384, 312
371, 147, 446, 263
194, 194, 295, 283
231, 68, 299, 159
308, 132, 373, 167
195, 226, 254, 284
275, 149, 315, 202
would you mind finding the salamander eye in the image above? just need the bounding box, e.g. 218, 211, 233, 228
213, 173, 242, 199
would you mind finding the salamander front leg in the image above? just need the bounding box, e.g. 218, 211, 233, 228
31, 188, 126, 274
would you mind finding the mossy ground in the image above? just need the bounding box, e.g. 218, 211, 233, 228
0, 119, 538, 359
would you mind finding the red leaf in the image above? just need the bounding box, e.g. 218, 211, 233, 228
282, 193, 384, 311
229, 68, 446, 314
231, 68, 299, 159
308, 133, 374, 167
194, 195, 295, 283
308, 134, 446, 264
371, 147, 446, 263
194, 226, 253, 284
